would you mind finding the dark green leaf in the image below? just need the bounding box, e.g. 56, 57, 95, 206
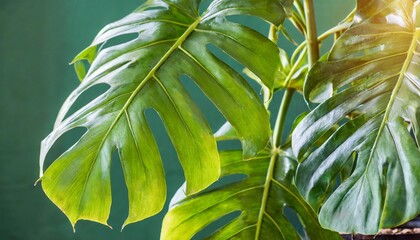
292, 0, 420, 234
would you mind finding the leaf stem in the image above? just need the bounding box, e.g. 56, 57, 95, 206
303, 0, 319, 66
254, 149, 279, 240
256, 23, 296, 239
366, 29, 420, 174
256, 3, 320, 237
255, 86, 294, 239
285, 48, 307, 88
294, 0, 306, 22
273, 88, 295, 148
290, 22, 350, 64
273, 0, 320, 148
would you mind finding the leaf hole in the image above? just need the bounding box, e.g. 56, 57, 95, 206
206, 43, 262, 99
338, 116, 349, 126
192, 211, 241, 239
64, 83, 110, 120
179, 75, 225, 132
204, 174, 247, 192
283, 207, 305, 238
107, 149, 164, 237
216, 139, 242, 151
226, 15, 269, 36
141, 5, 167, 11
199, 0, 213, 14
42, 127, 87, 170
109, 150, 129, 228
144, 109, 184, 198
337, 82, 352, 94
101, 33, 139, 50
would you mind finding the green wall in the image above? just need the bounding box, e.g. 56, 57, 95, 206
0, 1, 354, 239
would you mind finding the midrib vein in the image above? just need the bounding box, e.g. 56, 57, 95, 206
365, 29, 420, 171
76, 17, 202, 217
255, 151, 278, 240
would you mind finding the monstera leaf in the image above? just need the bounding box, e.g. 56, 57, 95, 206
39, 0, 293, 229
292, 0, 420, 234
162, 150, 340, 240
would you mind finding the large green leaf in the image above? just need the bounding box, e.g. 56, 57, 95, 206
292, 0, 420, 234
39, 0, 293, 229
162, 150, 341, 240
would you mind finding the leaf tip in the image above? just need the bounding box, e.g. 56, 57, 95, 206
34, 177, 42, 187
70, 45, 97, 65
71, 221, 77, 233
121, 220, 132, 231
107, 223, 113, 230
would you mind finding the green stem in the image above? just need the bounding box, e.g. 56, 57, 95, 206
254, 149, 280, 240
273, 89, 295, 148
294, 0, 306, 22
272, 0, 324, 147
255, 87, 294, 239
303, 0, 319, 66
256, 4, 319, 237
290, 22, 350, 64
256, 23, 295, 240
285, 49, 307, 88
269, 0, 319, 209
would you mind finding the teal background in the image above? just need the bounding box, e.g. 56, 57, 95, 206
0, 1, 354, 239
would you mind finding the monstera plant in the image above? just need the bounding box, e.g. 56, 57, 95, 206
38, 0, 420, 238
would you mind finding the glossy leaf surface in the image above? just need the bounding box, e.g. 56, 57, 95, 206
39, 0, 292, 229
162, 150, 340, 240
293, 0, 420, 234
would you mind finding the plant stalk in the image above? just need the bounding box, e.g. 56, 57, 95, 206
303, 0, 320, 66
290, 22, 350, 64
272, 0, 322, 148
256, 4, 319, 236
256, 24, 296, 239
272, 88, 295, 148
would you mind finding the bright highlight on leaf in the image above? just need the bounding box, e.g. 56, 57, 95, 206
292, 0, 420, 234
39, 0, 291, 230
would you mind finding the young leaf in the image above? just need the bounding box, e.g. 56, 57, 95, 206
162, 150, 341, 240
39, 0, 293, 229
292, 0, 420, 234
